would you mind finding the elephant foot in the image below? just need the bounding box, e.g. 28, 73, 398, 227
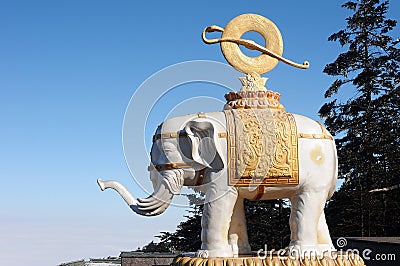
196, 246, 234, 258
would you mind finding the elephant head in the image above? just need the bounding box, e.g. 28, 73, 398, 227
97, 118, 224, 216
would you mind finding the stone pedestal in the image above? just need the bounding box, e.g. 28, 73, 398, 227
172, 252, 365, 266
120, 252, 176, 266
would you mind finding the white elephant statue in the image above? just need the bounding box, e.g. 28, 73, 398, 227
98, 106, 338, 258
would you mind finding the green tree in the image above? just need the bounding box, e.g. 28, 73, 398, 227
138, 194, 203, 253
137, 208, 202, 253
139, 240, 170, 253
245, 200, 291, 250
320, 0, 400, 237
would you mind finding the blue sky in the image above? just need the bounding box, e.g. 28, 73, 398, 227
1, 1, 399, 265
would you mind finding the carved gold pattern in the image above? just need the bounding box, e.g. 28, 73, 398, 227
218, 132, 228, 138
224, 73, 285, 110
224, 108, 299, 187
239, 73, 268, 91
172, 253, 365, 266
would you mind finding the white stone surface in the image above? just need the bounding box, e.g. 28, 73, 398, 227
98, 111, 337, 258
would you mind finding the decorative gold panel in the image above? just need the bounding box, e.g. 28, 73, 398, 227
224, 109, 299, 187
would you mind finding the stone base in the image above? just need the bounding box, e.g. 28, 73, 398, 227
120, 252, 176, 266
172, 252, 365, 266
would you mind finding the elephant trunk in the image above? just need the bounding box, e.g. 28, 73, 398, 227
97, 173, 181, 216
98, 178, 138, 206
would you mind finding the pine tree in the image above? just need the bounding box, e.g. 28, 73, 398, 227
138, 206, 203, 253
245, 200, 291, 250
320, 0, 400, 237
138, 194, 203, 253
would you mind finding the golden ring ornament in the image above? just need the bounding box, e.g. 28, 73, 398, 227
202, 14, 309, 74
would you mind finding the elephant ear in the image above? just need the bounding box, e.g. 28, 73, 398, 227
184, 120, 223, 170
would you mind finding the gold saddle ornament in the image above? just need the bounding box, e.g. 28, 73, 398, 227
224, 74, 299, 187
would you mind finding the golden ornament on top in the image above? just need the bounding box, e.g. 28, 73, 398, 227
202, 13, 309, 74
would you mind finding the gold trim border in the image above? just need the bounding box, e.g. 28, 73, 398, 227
298, 133, 333, 140
153, 132, 228, 141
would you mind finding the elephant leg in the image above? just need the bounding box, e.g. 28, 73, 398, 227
197, 186, 238, 258
228, 197, 251, 256
288, 191, 327, 256
317, 211, 335, 253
